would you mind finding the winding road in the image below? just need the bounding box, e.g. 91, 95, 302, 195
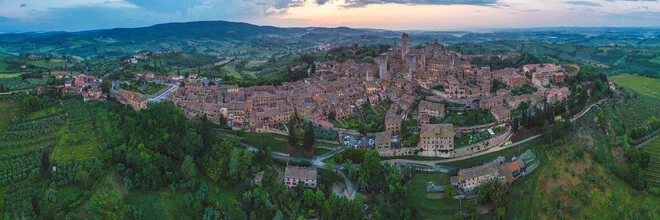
218, 98, 606, 199
383, 98, 607, 166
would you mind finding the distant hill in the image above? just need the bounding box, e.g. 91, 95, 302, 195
0, 20, 392, 57
1, 20, 659, 58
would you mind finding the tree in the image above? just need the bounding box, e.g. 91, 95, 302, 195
496, 207, 506, 219
183, 129, 203, 158
360, 150, 382, 184
328, 111, 336, 120
303, 189, 315, 207
543, 121, 553, 143
22, 94, 43, 110
445, 184, 456, 202
464, 200, 477, 217
315, 191, 325, 207
218, 114, 228, 128
101, 79, 112, 94
273, 210, 284, 220
87, 189, 126, 220
512, 117, 519, 133
325, 159, 335, 173
288, 115, 298, 154
303, 122, 316, 157
181, 155, 198, 180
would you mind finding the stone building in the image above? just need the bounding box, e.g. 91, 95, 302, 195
418, 124, 455, 155
284, 166, 318, 189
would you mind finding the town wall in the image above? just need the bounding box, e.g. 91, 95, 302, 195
377, 127, 511, 158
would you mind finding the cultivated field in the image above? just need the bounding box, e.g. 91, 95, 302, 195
51, 98, 106, 162
641, 138, 660, 188
610, 74, 660, 98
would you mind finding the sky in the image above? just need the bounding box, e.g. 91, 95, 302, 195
0, 0, 659, 32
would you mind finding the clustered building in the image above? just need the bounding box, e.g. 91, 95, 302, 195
168, 33, 577, 159
451, 156, 526, 192
62, 74, 105, 101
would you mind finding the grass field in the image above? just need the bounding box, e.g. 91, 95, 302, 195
241, 132, 338, 157
438, 138, 543, 168
242, 132, 290, 153
528, 145, 660, 219
649, 57, 660, 65
641, 138, 660, 188
408, 173, 459, 219
0, 73, 21, 78
611, 74, 660, 98
51, 99, 102, 162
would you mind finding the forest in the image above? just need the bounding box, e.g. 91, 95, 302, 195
0, 89, 424, 219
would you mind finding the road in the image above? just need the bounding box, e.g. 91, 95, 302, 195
149, 83, 178, 102
383, 98, 607, 166
237, 142, 357, 199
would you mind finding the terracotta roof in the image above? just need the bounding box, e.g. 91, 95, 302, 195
284, 166, 317, 180
418, 100, 445, 113
420, 124, 455, 138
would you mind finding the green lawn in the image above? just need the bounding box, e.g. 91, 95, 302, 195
438, 138, 543, 168
314, 148, 332, 156
119, 81, 166, 95
611, 74, 660, 98
241, 132, 338, 156
316, 141, 341, 149
242, 132, 290, 154
408, 173, 459, 219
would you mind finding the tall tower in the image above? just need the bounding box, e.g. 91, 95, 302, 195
394, 40, 399, 52
420, 53, 426, 72
366, 69, 373, 82
408, 54, 416, 80
379, 53, 389, 81
402, 33, 410, 58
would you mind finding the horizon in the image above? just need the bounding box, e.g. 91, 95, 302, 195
2, 19, 660, 35
1, 0, 659, 33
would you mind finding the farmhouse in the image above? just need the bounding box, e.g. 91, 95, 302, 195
284, 166, 318, 189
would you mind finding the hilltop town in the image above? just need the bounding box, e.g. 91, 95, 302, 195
133, 33, 578, 160
2, 19, 660, 220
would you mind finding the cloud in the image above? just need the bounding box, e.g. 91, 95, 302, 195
20, 3, 26, 7
125, 0, 203, 13
316, 0, 330, 5
564, 1, 601, 6
341, 0, 499, 8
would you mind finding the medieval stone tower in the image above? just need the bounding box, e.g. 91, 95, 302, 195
379, 53, 389, 81
402, 33, 410, 58
408, 54, 416, 80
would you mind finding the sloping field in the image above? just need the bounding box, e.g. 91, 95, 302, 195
610, 74, 660, 98
641, 138, 660, 188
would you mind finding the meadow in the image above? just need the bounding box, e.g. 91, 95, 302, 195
408, 173, 460, 219
611, 74, 660, 99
